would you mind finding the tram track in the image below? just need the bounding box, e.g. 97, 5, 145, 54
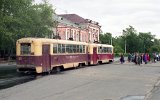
0, 64, 38, 90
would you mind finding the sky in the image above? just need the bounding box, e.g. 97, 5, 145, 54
36, 0, 160, 38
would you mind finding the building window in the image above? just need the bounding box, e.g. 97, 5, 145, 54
66, 29, 70, 40
76, 32, 79, 41
79, 31, 81, 41
71, 29, 73, 38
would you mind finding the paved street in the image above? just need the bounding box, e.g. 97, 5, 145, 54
0, 62, 160, 100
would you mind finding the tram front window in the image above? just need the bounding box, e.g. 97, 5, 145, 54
20, 43, 31, 55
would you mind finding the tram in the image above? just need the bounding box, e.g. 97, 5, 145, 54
16, 38, 113, 73
88, 43, 114, 65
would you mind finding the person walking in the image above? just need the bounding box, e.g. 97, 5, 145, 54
128, 53, 132, 62
146, 53, 150, 63
140, 54, 143, 64
143, 53, 147, 64
120, 54, 125, 64
134, 53, 138, 64
153, 53, 156, 63
138, 55, 141, 65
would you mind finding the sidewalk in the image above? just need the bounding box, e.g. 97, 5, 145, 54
145, 62, 160, 100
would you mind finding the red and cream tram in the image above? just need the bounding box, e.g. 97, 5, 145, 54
16, 38, 113, 73
88, 43, 114, 65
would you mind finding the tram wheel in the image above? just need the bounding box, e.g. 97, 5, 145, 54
51, 67, 61, 74
78, 63, 82, 68
56, 67, 61, 73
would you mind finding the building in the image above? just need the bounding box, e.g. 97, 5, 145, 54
53, 14, 101, 43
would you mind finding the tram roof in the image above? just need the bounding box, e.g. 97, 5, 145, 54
89, 43, 113, 47
17, 38, 88, 45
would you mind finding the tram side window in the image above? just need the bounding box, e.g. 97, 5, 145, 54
79, 45, 83, 53
66, 44, 69, 53
83, 45, 85, 53
58, 44, 62, 53
108, 47, 112, 53
107, 47, 110, 53
102, 47, 104, 53
69, 44, 73, 53
62, 44, 65, 53
20, 43, 31, 55
98, 46, 100, 53
104, 47, 107, 53
101, 47, 103, 53
73, 45, 76, 53
98, 46, 102, 53
53, 44, 58, 53
76, 45, 79, 53
106, 47, 108, 53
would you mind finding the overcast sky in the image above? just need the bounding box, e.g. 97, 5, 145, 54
36, 0, 160, 38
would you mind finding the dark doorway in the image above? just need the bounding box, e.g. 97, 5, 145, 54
93, 47, 98, 64
42, 44, 50, 72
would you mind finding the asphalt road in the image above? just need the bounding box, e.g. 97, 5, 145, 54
0, 61, 160, 100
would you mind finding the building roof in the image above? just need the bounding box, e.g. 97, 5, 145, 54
59, 14, 88, 24
54, 14, 79, 28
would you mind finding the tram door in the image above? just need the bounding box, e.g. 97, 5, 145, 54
93, 47, 98, 64
42, 44, 50, 72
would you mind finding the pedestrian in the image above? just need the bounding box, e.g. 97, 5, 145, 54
140, 54, 143, 64
143, 53, 147, 64
146, 53, 150, 63
153, 53, 156, 63
138, 55, 141, 65
134, 53, 138, 64
128, 53, 132, 62
156, 53, 159, 61
120, 54, 125, 64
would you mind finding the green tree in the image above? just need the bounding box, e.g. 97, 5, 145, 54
122, 26, 141, 53
113, 36, 124, 52
27, 1, 55, 38
149, 45, 160, 53
101, 26, 160, 54
0, 0, 33, 58
99, 32, 112, 44
138, 32, 155, 53
153, 39, 160, 46
0, 0, 56, 59
114, 45, 124, 53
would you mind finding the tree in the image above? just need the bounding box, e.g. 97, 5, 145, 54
121, 26, 141, 53
100, 25, 160, 54
113, 36, 125, 53
27, 1, 55, 38
114, 45, 124, 53
149, 45, 160, 53
0, 0, 33, 58
138, 32, 155, 53
99, 32, 112, 44
0, 0, 56, 59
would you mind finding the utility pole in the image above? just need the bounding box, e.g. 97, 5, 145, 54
111, 35, 112, 45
